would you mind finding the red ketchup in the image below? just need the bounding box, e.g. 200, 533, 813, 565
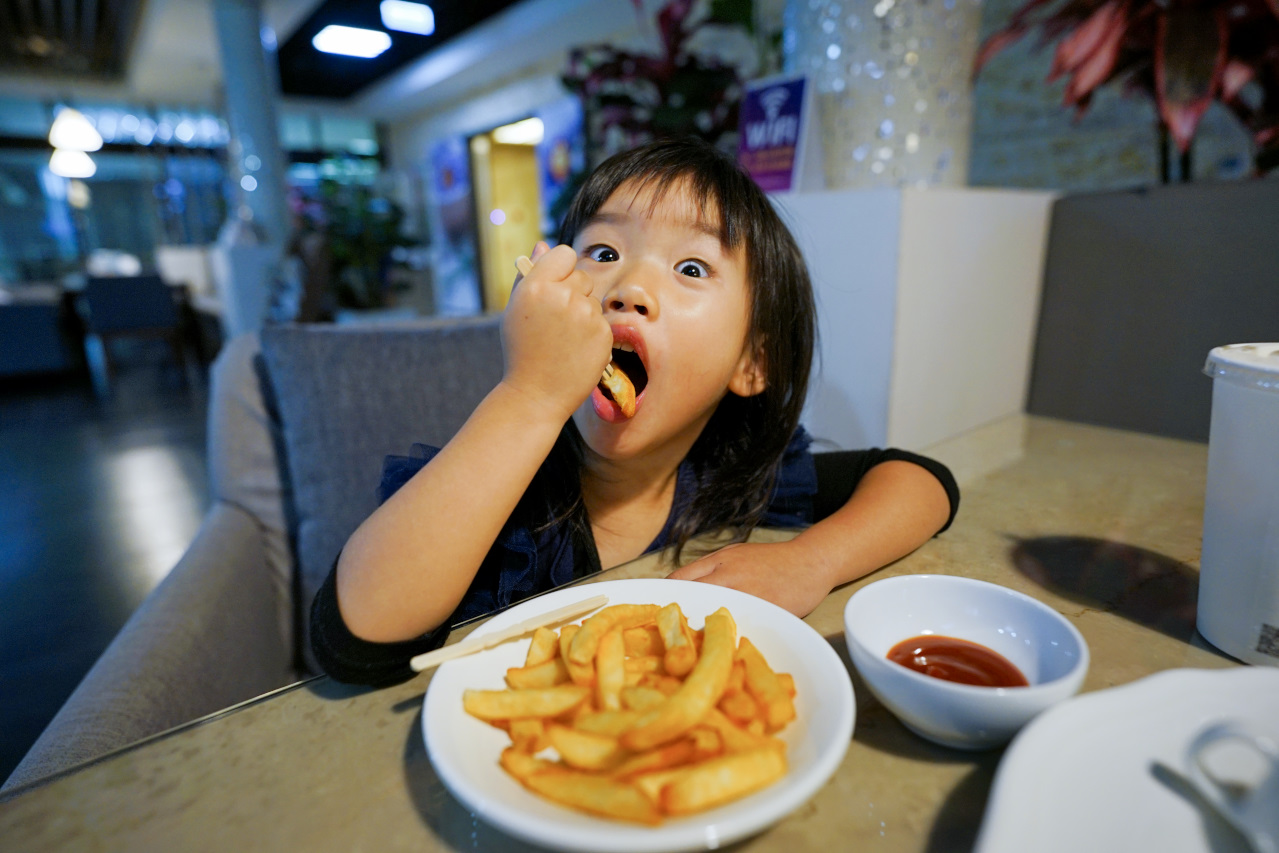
886, 635, 1029, 688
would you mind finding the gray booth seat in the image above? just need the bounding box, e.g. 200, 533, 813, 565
1026, 179, 1279, 442
3, 317, 503, 792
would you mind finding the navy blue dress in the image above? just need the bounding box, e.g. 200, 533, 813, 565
310, 428, 958, 685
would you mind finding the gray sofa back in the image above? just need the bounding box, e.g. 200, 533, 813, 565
258, 318, 504, 672
1027, 180, 1279, 442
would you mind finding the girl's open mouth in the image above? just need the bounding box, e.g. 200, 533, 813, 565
593, 335, 649, 421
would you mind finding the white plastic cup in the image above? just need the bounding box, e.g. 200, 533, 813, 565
1199, 344, 1279, 666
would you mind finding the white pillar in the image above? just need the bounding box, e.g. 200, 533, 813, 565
211, 0, 289, 336
784, 0, 983, 189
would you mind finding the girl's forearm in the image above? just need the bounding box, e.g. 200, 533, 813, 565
336, 381, 571, 642
789, 460, 953, 592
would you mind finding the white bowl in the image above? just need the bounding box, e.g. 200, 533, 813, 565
843, 574, 1089, 750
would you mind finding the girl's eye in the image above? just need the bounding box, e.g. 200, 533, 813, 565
678, 260, 709, 278
587, 246, 619, 263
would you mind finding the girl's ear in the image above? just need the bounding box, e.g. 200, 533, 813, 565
728, 343, 767, 398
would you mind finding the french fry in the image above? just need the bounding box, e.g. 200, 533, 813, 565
688, 726, 722, 761
727, 659, 746, 693
596, 629, 626, 711
661, 747, 787, 815
631, 767, 689, 805
509, 718, 549, 753
575, 709, 642, 737
558, 624, 595, 687
623, 655, 664, 675
525, 769, 662, 825
525, 626, 560, 667
738, 637, 796, 732
474, 602, 798, 824
546, 723, 626, 771
611, 738, 696, 779
621, 608, 737, 752
718, 689, 761, 725
505, 657, 569, 690
501, 747, 557, 780
623, 625, 664, 657
568, 604, 660, 666
620, 685, 668, 712
657, 603, 697, 677
701, 707, 782, 754
463, 685, 589, 721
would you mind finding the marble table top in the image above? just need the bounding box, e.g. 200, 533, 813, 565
0, 417, 1237, 851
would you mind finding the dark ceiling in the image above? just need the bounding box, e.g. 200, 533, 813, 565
277, 0, 524, 99
0, 0, 146, 78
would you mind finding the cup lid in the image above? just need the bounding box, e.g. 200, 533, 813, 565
1204, 344, 1279, 391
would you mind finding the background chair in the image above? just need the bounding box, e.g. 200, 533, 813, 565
80, 275, 188, 389
2, 317, 503, 792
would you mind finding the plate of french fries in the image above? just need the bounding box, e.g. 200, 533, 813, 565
423, 578, 855, 852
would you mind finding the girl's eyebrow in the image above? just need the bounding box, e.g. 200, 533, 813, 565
586, 210, 724, 242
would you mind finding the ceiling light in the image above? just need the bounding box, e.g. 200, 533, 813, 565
380, 1, 434, 35
48, 108, 103, 152
49, 149, 97, 179
492, 117, 544, 146
312, 25, 392, 58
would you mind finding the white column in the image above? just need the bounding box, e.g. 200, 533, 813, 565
784, 0, 983, 188
213, 0, 289, 245
211, 0, 289, 336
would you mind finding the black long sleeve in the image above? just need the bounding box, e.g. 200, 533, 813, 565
310, 446, 959, 686
811, 447, 959, 533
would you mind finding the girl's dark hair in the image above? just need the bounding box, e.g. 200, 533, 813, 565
534, 137, 816, 563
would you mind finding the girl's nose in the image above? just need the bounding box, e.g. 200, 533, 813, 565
603, 280, 659, 320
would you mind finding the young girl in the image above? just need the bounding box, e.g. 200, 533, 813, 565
311, 138, 958, 685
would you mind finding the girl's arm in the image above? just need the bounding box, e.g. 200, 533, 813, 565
337, 244, 612, 643
667, 458, 954, 617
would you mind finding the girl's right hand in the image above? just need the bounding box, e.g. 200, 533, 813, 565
499, 243, 613, 422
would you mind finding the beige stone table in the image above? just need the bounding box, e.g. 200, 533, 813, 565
0, 418, 1236, 852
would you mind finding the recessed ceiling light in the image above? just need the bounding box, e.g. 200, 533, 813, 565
492, 117, 544, 146
312, 25, 392, 59
380, 1, 435, 35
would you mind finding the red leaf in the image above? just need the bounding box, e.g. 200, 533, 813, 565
1049, 1, 1126, 82
973, 26, 1029, 77
1155, 7, 1228, 153
1062, 14, 1127, 104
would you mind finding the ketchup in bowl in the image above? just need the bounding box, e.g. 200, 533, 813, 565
887, 635, 1028, 688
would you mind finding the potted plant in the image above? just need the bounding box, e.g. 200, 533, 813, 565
974, 0, 1279, 179
562, 0, 761, 165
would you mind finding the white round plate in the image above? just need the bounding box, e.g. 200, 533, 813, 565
974, 667, 1279, 853
423, 578, 855, 852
